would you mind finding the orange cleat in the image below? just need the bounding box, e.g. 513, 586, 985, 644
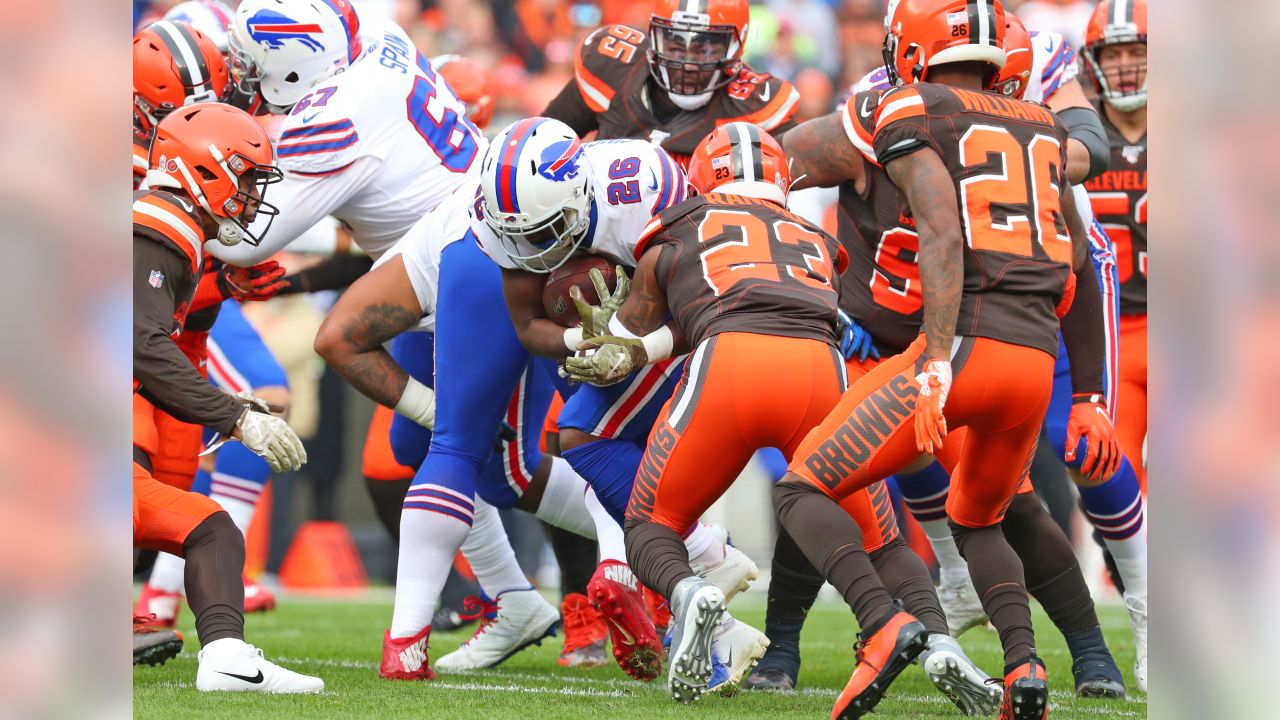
588, 560, 664, 681
643, 586, 672, 635
134, 583, 182, 629
1000, 653, 1049, 720
831, 610, 928, 719
380, 627, 436, 680
133, 614, 184, 666
243, 578, 277, 614
559, 593, 609, 668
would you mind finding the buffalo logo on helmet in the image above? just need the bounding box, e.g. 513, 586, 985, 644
246, 10, 326, 52
536, 138, 584, 182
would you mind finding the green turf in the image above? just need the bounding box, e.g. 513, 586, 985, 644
134, 590, 1146, 719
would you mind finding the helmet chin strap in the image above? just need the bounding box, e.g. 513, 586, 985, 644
668, 90, 713, 111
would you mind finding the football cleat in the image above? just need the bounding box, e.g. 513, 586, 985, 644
939, 575, 988, 637
433, 594, 492, 633
666, 577, 726, 704
692, 544, 759, 604
133, 615, 183, 667
744, 619, 803, 691
243, 578, 276, 614
1000, 653, 1049, 720
919, 634, 1002, 716
1125, 592, 1147, 693
832, 610, 928, 719
1072, 651, 1126, 698
559, 592, 609, 668
588, 560, 664, 681
196, 638, 323, 693
380, 626, 435, 680
707, 614, 769, 693
434, 588, 560, 671
133, 583, 182, 629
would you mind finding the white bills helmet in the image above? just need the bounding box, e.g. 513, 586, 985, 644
227, 0, 362, 110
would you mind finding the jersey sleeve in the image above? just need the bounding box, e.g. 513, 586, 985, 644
725, 70, 801, 134
871, 86, 934, 166
640, 144, 692, 216
133, 190, 205, 278
840, 90, 884, 164
573, 24, 646, 113
1031, 32, 1080, 102
275, 83, 369, 176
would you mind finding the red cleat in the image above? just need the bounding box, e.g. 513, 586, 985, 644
588, 561, 664, 681
134, 583, 182, 629
1000, 653, 1049, 720
243, 578, 277, 614
643, 586, 672, 635
832, 610, 928, 719
380, 627, 436, 680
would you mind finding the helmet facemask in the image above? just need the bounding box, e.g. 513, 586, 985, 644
648, 17, 741, 110
488, 185, 594, 273
169, 146, 282, 247
1085, 39, 1147, 112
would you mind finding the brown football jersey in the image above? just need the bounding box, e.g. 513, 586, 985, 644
872, 82, 1074, 357
1083, 103, 1146, 315
571, 24, 800, 167
634, 193, 848, 349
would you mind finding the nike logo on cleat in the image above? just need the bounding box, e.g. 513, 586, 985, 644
218, 669, 264, 684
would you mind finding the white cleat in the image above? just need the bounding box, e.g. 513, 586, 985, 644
434, 588, 560, 671
709, 614, 770, 692
692, 544, 759, 604
196, 638, 323, 693
667, 577, 726, 704
1125, 592, 1147, 693
919, 634, 1002, 716
939, 575, 988, 637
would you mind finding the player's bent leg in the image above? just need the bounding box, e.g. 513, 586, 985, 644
744, 527, 820, 691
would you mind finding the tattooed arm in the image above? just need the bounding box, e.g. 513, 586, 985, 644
313, 254, 422, 408
884, 148, 962, 362
781, 111, 866, 191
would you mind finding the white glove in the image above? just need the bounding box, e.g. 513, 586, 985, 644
235, 408, 308, 472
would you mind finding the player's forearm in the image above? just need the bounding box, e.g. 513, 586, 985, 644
782, 112, 861, 190
314, 302, 418, 408
516, 317, 582, 359
134, 334, 243, 435
331, 346, 410, 409
1059, 266, 1105, 397
1065, 138, 1092, 185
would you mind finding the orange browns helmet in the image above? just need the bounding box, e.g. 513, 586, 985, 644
134, 20, 229, 134
147, 103, 283, 248
881, 0, 1006, 88
994, 15, 1033, 99
1082, 0, 1148, 111
434, 55, 496, 131
687, 122, 790, 205
648, 0, 750, 110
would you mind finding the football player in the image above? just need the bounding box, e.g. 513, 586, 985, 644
133, 102, 318, 692
543, 0, 800, 168
1080, 0, 1148, 691
769, 0, 1120, 716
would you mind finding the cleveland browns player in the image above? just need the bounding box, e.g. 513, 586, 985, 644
543, 0, 800, 168
134, 102, 317, 693
769, 0, 1121, 717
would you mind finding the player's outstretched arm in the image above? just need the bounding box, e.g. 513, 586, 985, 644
1047, 80, 1110, 184
884, 149, 961, 363
314, 255, 427, 422
781, 111, 865, 191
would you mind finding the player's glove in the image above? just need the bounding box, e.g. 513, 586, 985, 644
234, 401, 307, 472
913, 359, 952, 454
1064, 395, 1121, 483
571, 266, 630, 338
837, 309, 880, 363
564, 336, 647, 386
218, 260, 290, 302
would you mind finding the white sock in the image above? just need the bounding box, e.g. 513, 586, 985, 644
463, 497, 532, 598
533, 456, 597, 539
919, 518, 969, 586
149, 552, 187, 593
1105, 525, 1147, 598
683, 522, 719, 566
391, 484, 475, 638
208, 473, 262, 533
585, 487, 626, 563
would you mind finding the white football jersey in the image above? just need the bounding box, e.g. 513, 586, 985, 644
473, 139, 690, 271
207, 16, 486, 265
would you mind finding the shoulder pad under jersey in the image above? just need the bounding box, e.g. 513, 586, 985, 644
133, 188, 205, 276
574, 24, 649, 113
714, 65, 801, 132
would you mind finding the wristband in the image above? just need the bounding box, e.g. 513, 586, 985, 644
395, 377, 436, 429
563, 326, 584, 352
608, 315, 674, 362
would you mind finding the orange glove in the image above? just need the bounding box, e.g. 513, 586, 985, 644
220, 260, 289, 302
914, 359, 951, 454
1064, 395, 1121, 482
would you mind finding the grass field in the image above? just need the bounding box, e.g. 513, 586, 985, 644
134, 590, 1146, 719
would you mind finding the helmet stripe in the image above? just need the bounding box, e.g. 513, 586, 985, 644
319, 0, 362, 63
967, 0, 997, 47
496, 118, 543, 214
151, 20, 208, 90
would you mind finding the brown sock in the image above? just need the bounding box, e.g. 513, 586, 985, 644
869, 535, 948, 636
950, 521, 1034, 670
623, 518, 693, 599
184, 512, 246, 645
546, 524, 598, 597
1002, 492, 1100, 634
773, 481, 895, 630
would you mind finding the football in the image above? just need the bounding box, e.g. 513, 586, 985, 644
542, 254, 619, 327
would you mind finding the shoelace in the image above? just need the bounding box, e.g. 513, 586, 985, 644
459, 595, 501, 643
562, 601, 600, 632
852, 634, 884, 674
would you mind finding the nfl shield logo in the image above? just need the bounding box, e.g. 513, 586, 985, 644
149, 269, 165, 289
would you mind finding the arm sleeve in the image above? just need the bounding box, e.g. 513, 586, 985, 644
1059, 261, 1105, 397
872, 88, 933, 166
204, 155, 382, 266
1057, 106, 1110, 181
279, 254, 374, 294
134, 238, 245, 435
543, 78, 600, 137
